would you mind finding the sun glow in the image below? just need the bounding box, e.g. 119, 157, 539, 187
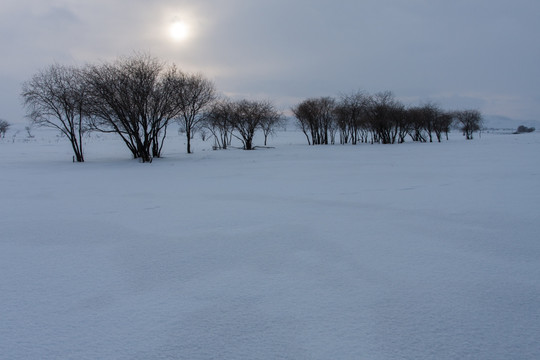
169, 20, 189, 41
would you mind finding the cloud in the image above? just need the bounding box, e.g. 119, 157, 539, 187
2, 0, 540, 123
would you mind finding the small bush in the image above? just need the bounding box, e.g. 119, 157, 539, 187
515, 125, 535, 134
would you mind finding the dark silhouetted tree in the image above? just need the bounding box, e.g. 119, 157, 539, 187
260, 110, 284, 146
292, 97, 336, 145
204, 99, 234, 149
21, 64, 89, 162
229, 99, 280, 150
367, 91, 402, 144
175, 73, 216, 154
291, 99, 316, 145
0, 119, 10, 138
84, 54, 186, 162
407, 106, 427, 142
335, 91, 371, 145
454, 109, 483, 140
433, 111, 453, 142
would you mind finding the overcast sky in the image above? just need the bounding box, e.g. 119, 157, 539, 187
1, 0, 539, 123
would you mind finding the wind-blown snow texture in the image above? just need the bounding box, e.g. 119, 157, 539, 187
1, 129, 539, 359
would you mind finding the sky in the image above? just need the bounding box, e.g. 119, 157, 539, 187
1, 0, 539, 124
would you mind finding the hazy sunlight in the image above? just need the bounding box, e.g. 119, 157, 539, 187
169, 20, 189, 41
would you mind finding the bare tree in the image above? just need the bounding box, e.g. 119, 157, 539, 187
25, 126, 34, 138
0, 119, 10, 138
454, 109, 483, 140
367, 91, 402, 144
291, 97, 336, 145
335, 91, 371, 145
407, 106, 427, 142
433, 111, 453, 142
149, 66, 186, 158
291, 99, 316, 145
175, 73, 216, 153
259, 108, 284, 146
229, 99, 280, 150
415, 102, 441, 143
317, 97, 336, 145
21, 64, 88, 162
393, 105, 410, 144
84, 54, 185, 162
203, 99, 234, 149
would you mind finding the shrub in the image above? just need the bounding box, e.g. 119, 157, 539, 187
515, 125, 535, 134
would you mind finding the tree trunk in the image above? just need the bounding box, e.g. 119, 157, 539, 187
186, 128, 192, 154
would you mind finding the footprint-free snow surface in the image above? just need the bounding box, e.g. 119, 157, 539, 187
1, 129, 539, 359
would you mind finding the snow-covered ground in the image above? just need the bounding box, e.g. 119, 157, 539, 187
1, 127, 539, 360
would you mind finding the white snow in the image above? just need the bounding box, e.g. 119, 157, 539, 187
1, 128, 539, 359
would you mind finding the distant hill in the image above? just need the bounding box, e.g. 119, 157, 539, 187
482, 115, 539, 130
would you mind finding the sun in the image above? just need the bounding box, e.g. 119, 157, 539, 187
169, 20, 189, 41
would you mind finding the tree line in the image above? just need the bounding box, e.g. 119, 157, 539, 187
292, 91, 483, 146
21, 53, 283, 162
20, 53, 483, 163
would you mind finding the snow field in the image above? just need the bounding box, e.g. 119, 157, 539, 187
1, 129, 539, 359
